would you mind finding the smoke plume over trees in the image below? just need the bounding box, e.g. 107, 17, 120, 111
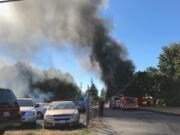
0, 0, 135, 98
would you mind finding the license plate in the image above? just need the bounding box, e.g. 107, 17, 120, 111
59, 120, 66, 124
3, 111, 10, 117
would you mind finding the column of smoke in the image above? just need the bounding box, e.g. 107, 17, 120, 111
92, 23, 134, 97
0, 0, 134, 98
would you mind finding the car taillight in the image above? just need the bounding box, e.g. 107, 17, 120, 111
16, 104, 20, 112
14, 101, 20, 112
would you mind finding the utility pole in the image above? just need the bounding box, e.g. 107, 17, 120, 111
80, 82, 82, 97
86, 85, 90, 126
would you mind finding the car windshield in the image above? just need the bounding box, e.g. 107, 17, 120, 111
48, 102, 76, 110
18, 99, 34, 107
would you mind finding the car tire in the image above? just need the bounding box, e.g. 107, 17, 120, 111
37, 112, 43, 119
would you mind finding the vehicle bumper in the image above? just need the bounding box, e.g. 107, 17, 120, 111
44, 118, 79, 127
21, 116, 36, 123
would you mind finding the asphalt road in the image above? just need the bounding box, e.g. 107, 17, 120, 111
94, 109, 180, 135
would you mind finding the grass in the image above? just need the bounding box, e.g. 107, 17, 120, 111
4, 124, 93, 135
4, 129, 92, 135
4, 113, 100, 135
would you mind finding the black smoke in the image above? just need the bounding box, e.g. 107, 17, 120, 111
0, 0, 134, 98
91, 22, 135, 98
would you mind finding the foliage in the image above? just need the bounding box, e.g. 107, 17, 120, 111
159, 43, 180, 78
106, 60, 135, 98
88, 80, 99, 102
124, 43, 180, 106
32, 78, 82, 101
158, 43, 180, 106
124, 71, 150, 98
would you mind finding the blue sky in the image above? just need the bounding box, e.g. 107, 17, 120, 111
103, 0, 180, 70
36, 0, 180, 92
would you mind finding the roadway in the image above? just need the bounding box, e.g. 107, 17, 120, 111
4, 109, 180, 135
93, 109, 180, 135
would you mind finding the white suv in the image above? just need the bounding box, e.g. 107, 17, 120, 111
17, 98, 37, 128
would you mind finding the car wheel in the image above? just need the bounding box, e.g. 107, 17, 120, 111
37, 112, 43, 119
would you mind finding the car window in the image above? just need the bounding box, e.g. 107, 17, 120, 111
48, 102, 76, 110
0, 90, 16, 105
18, 99, 34, 107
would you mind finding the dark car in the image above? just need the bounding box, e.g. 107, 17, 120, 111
0, 89, 21, 134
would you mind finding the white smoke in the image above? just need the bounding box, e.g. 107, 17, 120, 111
0, 62, 74, 99
0, 0, 110, 98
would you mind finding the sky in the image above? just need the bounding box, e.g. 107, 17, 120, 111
1, 0, 180, 92
103, 0, 180, 70
44, 0, 180, 91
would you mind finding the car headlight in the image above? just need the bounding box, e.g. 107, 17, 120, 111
44, 115, 53, 119
72, 114, 79, 120
25, 111, 36, 116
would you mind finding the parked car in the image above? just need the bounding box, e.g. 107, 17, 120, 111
0, 88, 21, 134
34, 102, 49, 119
17, 98, 37, 128
44, 101, 80, 128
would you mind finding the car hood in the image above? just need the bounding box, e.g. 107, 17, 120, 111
20, 107, 34, 112
46, 109, 78, 115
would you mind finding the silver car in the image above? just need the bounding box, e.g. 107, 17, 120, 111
17, 98, 37, 127
44, 101, 80, 128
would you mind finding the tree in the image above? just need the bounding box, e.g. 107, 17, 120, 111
146, 66, 158, 73
89, 80, 99, 102
124, 69, 163, 106
124, 44, 180, 106
158, 43, 180, 106
124, 71, 150, 98
32, 78, 82, 101
106, 60, 135, 98
146, 69, 164, 106
159, 43, 180, 78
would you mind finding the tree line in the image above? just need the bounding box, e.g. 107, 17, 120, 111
123, 43, 180, 106
30, 43, 180, 107
31, 78, 82, 101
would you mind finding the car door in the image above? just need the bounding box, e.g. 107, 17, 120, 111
0, 90, 20, 123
